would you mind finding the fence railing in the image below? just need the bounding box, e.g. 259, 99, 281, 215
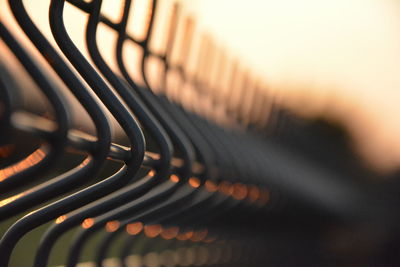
0, 0, 398, 266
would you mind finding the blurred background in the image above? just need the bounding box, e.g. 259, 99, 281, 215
186, 0, 400, 173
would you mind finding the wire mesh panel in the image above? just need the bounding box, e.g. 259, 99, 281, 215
0, 0, 399, 266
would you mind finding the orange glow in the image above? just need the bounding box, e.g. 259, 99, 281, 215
148, 170, 156, 177
191, 229, 208, 242
169, 174, 180, 183
0, 192, 27, 207
232, 183, 248, 200
105, 220, 120, 232
126, 222, 144, 235
205, 180, 218, 192
145, 151, 161, 160
79, 158, 91, 168
203, 236, 217, 243
55, 215, 67, 224
218, 181, 233, 196
0, 144, 14, 158
81, 218, 94, 229
176, 231, 194, 241
144, 224, 162, 238
160, 226, 180, 240
0, 148, 46, 182
188, 177, 201, 188
247, 185, 260, 203
258, 189, 270, 206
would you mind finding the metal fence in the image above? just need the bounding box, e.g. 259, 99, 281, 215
1, 0, 399, 266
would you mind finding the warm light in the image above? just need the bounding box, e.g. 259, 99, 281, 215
160, 226, 180, 240
0, 192, 27, 207
188, 177, 201, 188
55, 215, 67, 224
0, 148, 46, 182
148, 170, 156, 177
218, 181, 233, 196
176, 231, 194, 241
169, 174, 180, 183
144, 224, 162, 238
191, 229, 208, 242
81, 218, 94, 229
205, 180, 218, 192
248, 185, 260, 203
79, 158, 91, 168
105, 220, 120, 232
128, 0, 154, 40
126, 222, 144, 235
232, 183, 247, 200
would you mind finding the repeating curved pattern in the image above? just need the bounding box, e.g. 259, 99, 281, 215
0, 0, 399, 266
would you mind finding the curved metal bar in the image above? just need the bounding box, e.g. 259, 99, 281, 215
0, 0, 379, 266
161, 129, 275, 229
75, 4, 201, 263
34, 171, 155, 267
117, 0, 195, 181
143, 14, 277, 238
63, 0, 197, 179
155, 19, 214, 173
0, 0, 145, 265
150, 9, 216, 183
33, 0, 176, 263
71, 0, 197, 264
0, 67, 13, 146
175, 39, 261, 191
4, 0, 111, 214
92, 1, 216, 262
0, 0, 119, 264
65, 179, 178, 266
118, 5, 256, 253
66, 182, 196, 267
115, 4, 259, 261
0, 22, 70, 196
84, 0, 172, 180
0, 0, 164, 264
92, 190, 199, 267
133, 3, 237, 228
164, 29, 237, 184
49, 0, 145, 166
133, 3, 281, 258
